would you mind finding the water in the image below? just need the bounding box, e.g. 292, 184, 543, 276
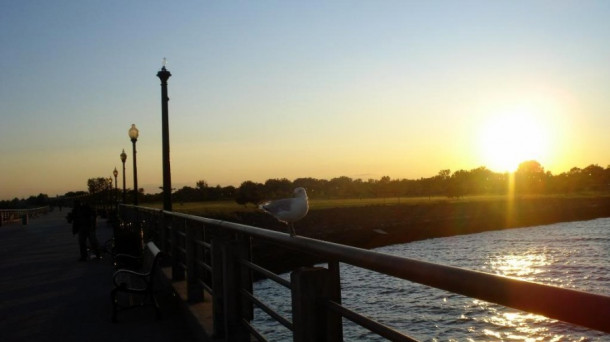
251, 218, 610, 341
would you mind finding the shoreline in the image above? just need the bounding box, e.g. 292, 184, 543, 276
213, 196, 610, 275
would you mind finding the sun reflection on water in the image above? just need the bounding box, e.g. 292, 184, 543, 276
477, 251, 565, 340
471, 298, 555, 341
486, 249, 552, 280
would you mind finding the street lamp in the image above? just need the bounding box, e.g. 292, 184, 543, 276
129, 124, 139, 205
106, 177, 112, 214
157, 59, 173, 211
113, 167, 118, 202
120, 149, 127, 203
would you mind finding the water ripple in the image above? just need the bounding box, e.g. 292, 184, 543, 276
252, 218, 610, 341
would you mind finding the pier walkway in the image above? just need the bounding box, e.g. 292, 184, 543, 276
0, 209, 201, 342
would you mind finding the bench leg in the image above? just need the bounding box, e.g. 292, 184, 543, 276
151, 292, 161, 320
111, 288, 119, 323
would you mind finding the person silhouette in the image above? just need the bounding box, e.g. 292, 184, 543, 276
71, 201, 100, 261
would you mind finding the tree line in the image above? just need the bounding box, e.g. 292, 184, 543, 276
2, 161, 610, 209
225, 161, 610, 206
143, 160, 610, 205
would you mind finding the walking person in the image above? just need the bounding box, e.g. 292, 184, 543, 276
70, 200, 100, 261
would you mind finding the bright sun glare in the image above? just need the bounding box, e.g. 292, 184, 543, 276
479, 108, 550, 172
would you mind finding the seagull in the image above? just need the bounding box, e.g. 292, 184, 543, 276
259, 187, 309, 236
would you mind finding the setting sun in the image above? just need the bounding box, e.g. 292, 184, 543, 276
478, 108, 551, 172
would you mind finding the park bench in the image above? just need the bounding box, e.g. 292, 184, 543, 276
111, 241, 164, 322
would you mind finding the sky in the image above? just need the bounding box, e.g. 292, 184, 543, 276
1, 1, 609, 200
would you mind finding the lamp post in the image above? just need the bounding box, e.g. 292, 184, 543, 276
129, 124, 139, 205
113, 167, 118, 201
120, 149, 127, 203
157, 59, 173, 211
107, 177, 113, 212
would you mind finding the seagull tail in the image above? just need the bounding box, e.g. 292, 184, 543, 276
258, 202, 269, 211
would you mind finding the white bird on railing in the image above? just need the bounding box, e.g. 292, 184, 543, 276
259, 187, 309, 237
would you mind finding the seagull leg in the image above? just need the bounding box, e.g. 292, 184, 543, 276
289, 223, 296, 237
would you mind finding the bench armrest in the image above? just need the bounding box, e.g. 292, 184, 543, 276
114, 253, 142, 261
112, 269, 149, 290
114, 253, 143, 269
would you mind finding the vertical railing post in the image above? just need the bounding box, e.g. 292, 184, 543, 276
159, 211, 168, 252
222, 239, 251, 341
238, 235, 253, 322
327, 260, 343, 341
149, 211, 159, 244
134, 207, 143, 255
140, 211, 150, 243
171, 216, 185, 281
211, 235, 227, 338
291, 267, 343, 342
185, 219, 204, 303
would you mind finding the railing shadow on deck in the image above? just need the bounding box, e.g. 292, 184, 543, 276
118, 204, 610, 342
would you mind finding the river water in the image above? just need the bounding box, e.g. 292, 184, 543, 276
251, 218, 610, 341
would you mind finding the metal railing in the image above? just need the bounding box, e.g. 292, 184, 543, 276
0, 206, 49, 226
119, 204, 610, 341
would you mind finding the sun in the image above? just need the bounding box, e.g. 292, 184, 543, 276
478, 108, 550, 172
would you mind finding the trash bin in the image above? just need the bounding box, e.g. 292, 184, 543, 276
22, 214, 28, 225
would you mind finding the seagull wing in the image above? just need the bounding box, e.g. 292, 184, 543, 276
261, 198, 293, 215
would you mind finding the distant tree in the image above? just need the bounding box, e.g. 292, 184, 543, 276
448, 169, 469, 198
88, 177, 112, 194
293, 177, 327, 197
395, 178, 417, 197
26, 193, 49, 207
218, 185, 236, 200
564, 167, 583, 193
582, 164, 606, 191
469, 166, 494, 194
328, 176, 354, 197
515, 160, 546, 193
204, 185, 222, 201
568, 167, 582, 176
173, 186, 199, 202
235, 181, 264, 206
434, 169, 451, 196
517, 160, 545, 174
0, 197, 24, 209
264, 178, 292, 198
64, 191, 88, 198
376, 176, 394, 197
437, 169, 451, 180
196, 180, 208, 190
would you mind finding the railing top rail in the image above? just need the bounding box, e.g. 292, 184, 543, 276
123, 204, 610, 334
0, 206, 49, 213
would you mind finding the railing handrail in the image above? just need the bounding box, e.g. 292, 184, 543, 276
0, 207, 50, 224
0, 206, 49, 214
122, 204, 610, 337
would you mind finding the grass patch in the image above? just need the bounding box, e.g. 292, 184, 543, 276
145, 196, 451, 215
141, 192, 610, 217
142, 194, 592, 216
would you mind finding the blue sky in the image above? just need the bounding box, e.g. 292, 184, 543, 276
1, 1, 609, 200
